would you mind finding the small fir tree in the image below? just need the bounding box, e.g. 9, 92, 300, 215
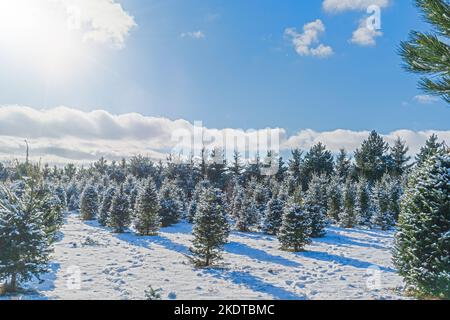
339, 180, 357, 228
98, 186, 116, 226
278, 202, 312, 252
262, 195, 284, 235
304, 174, 328, 237
355, 178, 373, 227
190, 187, 230, 267
135, 178, 161, 236
158, 180, 182, 227
80, 184, 98, 221
108, 186, 131, 233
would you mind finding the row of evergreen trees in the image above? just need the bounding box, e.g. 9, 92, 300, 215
0, 131, 448, 297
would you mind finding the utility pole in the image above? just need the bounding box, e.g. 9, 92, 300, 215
24, 139, 29, 166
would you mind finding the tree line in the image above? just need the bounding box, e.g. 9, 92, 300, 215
0, 131, 448, 298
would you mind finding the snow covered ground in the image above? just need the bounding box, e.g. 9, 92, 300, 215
4, 213, 407, 300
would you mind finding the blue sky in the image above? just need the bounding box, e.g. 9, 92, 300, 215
0, 0, 448, 163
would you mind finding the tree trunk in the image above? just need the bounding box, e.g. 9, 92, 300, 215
8, 273, 17, 292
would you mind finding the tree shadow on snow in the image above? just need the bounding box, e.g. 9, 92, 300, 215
314, 230, 389, 250
296, 251, 396, 273
231, 231, 276, 242
205, 268, 306, 300
160, 222, 193, 235
115, 232, 190, 256
84, 220, 191, 256
225, 242, 301, 268
327, 226, 394, 240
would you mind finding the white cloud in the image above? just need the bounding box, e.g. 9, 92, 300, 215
0, 106, 448, 164
322, 0, 390, 13
53, 0, 136, 48
180, 31, 205, 39
285, 20, 334, 58
350, 19, 383, 46
414, 95, 439, 104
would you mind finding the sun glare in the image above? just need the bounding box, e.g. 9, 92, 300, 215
0, 0, 92, 82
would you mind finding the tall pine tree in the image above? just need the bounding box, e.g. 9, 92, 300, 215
393, 153, 450, 298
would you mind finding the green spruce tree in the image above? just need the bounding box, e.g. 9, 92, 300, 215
393, 153, 450, 298
80, 184, 98, 221
135, 178, 161, 236
355, 178, 373, 227
0, 183, 51, 292
371, 175, 396, 230
190, 187, 230, 267
278, 202, 311, 252
304, 174, 328, 237
262, 195, 285, 235
327, 174, 343, 222
98, 186, 116, 226
158, 180, 182, 227
339, 179, 357, 228
108, 185, 131, 233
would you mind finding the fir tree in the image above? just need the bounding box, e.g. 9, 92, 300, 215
108, 186, 131, 233
335, 149, 351, 181
416, 134, 446, 165
262, 195, 284, 235
327, 174, 342, 222
235, 198, 258, 232
0, 184, 51, 292
253, 182, 271, 225
400, 0, 450, 103
393, 153, 450, 298
135, 178, 161, 236
355, 178, 373, 227
68, 194, 80, 212
230, 183, 245, 220
80, 184, 98, 221
304, 174, 328, 237
288, 149, 303, 182
129, 186, 139, 213
158, 180, 182, 227
389, 137, 411, 176
98, 186, 116, 226
371, 176, 396, 231
301, 143, 334, 189
230, 150, 243, 179
54, 185, 67, 209
339, 180, 357, 228
278, 203, 312, 252
187, 181, 210, 223
190, 187, 230, 267
388, 177, 404, 221
40, 190, 64, 243
354, 131, 390, 182
206, 148, 227, 190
